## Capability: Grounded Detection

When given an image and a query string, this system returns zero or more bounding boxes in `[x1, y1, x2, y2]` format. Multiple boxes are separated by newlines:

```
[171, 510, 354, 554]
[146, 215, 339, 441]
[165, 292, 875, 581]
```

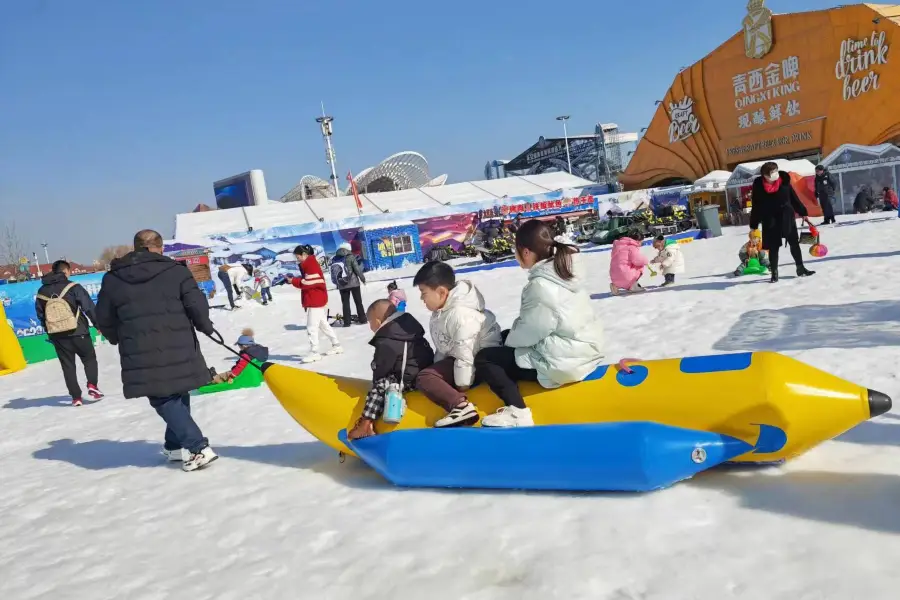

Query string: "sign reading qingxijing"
[732, 56, 801, 131]
[668, 97, 700, 144]
[835, 31, 890, 101]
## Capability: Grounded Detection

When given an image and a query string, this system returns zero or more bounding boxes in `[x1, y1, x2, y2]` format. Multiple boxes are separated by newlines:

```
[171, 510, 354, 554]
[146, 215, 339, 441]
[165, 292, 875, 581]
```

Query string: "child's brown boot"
[348, 418, 376, 440]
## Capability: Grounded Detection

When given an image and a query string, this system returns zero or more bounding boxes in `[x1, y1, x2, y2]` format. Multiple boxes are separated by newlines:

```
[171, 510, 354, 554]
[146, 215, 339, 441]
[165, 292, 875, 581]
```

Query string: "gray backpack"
[37, 282, 81, 334]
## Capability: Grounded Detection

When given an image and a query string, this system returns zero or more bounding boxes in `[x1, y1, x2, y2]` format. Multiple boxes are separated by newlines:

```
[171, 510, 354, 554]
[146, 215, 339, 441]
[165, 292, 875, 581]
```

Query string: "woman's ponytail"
[515, 219, 580, 281]
[551, 240, 578, 281]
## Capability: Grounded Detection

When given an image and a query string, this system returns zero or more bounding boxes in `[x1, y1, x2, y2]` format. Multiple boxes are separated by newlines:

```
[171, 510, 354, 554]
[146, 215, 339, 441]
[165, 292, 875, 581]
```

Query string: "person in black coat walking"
[749, 162, 816, 283]
[814, 165, 837, 224]
[35, 260, 102, 406]
[348, 299, 434, 439]
[95, 229, 218, 472]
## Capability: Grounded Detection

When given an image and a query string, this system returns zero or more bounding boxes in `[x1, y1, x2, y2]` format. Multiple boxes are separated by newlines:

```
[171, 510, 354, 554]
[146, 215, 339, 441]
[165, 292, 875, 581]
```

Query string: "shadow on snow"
[713, 300, 900, 352]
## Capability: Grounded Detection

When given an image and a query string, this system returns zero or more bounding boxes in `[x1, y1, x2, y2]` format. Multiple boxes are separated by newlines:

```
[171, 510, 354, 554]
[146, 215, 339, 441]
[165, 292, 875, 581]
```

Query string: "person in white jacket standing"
[475, 219, 605, 428]
[648, 235, 685, 287]
[228, 263, 249, 297]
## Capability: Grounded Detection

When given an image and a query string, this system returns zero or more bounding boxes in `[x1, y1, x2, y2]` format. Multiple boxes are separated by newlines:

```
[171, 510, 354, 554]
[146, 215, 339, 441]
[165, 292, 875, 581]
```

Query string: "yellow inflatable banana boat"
[263, 351, 891, 463]
[0, 303, 27, 377]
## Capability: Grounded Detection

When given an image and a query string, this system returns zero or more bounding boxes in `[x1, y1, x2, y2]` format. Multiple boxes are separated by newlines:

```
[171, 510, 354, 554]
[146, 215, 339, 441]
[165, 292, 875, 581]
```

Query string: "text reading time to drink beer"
[836, 31, 890, 102]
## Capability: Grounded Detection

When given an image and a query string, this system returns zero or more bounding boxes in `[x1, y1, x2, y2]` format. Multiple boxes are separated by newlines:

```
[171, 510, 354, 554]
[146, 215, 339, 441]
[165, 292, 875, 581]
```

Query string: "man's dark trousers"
[217, 271, 236, 308]
[148, 393, 208, 454]
[53, 335, 98, 399]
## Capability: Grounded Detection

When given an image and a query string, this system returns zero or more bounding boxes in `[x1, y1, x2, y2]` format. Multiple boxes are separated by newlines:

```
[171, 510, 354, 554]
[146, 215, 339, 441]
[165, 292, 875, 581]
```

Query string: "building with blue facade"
[359, 222, 423, 270]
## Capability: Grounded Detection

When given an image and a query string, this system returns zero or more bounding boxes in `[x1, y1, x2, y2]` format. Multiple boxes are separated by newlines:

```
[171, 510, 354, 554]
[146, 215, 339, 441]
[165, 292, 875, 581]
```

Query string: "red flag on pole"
[347, 171, 363, 213]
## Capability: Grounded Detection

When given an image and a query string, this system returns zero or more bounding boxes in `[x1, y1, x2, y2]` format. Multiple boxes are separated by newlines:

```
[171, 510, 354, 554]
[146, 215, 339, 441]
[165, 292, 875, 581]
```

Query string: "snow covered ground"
[2, 213, 900, 600]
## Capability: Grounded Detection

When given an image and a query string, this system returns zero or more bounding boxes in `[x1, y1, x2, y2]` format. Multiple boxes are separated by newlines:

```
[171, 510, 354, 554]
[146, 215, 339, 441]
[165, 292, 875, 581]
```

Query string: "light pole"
[556, 115, 572, 174]
[41, 243, 50, 265]
[316, 105, 340, 198]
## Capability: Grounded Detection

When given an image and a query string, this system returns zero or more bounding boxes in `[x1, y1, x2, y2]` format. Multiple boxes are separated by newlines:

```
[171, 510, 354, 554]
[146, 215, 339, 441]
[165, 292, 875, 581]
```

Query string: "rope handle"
[205, 328, 266, 373]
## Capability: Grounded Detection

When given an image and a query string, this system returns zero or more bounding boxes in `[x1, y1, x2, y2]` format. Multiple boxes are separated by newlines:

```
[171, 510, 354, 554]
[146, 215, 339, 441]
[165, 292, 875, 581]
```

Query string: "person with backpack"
[331, 242, 367, 327]
[35, 260, 103, 406]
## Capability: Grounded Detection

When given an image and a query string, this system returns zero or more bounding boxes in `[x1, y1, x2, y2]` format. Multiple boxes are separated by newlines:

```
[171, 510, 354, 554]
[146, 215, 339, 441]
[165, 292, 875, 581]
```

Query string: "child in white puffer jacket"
[474, 219, 605, 428]
[413, 262, 503, 429]
[649, 235, 685, 287]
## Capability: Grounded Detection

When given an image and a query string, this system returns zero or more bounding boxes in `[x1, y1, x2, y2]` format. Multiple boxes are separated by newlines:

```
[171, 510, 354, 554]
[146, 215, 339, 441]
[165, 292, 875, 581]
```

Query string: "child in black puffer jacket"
[348, 300, 434, 439]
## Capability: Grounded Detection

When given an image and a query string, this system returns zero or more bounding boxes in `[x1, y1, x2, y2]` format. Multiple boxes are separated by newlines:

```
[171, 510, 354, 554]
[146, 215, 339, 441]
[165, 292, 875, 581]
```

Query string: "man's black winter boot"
[770, 268, 779, 283]
[797, 266, 816, 277]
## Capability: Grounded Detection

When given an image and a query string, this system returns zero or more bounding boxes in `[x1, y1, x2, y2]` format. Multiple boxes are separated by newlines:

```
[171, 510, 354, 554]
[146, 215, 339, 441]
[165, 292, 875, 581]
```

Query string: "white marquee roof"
[176, 172, 597, 242]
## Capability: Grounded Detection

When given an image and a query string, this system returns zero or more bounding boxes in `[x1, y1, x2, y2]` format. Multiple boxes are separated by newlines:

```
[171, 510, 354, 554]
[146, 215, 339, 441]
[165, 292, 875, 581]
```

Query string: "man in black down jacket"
[814, 165, 837, 225]
[95, 229, 218, 472]
[749, 162, 816, 283]
[35, 260, 102, 406]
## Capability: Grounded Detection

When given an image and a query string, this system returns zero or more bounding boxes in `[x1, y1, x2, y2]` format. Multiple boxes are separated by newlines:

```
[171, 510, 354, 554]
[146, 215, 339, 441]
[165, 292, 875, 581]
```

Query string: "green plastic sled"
[195, 360, 265, 395]
[741, 257, 769, 276]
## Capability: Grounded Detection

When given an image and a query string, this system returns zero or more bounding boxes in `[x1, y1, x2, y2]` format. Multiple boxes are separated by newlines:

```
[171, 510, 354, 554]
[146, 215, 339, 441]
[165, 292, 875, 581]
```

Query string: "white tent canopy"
[689, 170, 732, 193]
[819, 143, 900, 172]
[175, 172, 598, 243]
[726, 159, 816, 188]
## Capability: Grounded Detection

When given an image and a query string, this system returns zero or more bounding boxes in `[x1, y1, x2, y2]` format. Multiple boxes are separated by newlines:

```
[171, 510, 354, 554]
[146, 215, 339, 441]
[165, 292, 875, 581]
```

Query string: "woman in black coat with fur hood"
[749, 161, 816, 283]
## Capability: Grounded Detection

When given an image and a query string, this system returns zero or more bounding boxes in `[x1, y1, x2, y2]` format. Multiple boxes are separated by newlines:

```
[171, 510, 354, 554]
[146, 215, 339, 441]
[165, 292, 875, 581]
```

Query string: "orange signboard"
[622, 2, 900, 190]
[721, 117, 826, 164]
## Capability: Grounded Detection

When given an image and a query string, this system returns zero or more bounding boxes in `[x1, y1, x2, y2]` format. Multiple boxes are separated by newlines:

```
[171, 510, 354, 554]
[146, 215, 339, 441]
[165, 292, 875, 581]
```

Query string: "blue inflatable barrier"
[339, 422, 754, 492]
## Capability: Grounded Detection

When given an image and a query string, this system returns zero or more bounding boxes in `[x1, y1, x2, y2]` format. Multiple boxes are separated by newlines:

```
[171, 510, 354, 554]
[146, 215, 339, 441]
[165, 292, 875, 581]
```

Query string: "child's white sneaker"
[627, 282, 645, 293]
[182, 447, 218, 472]
[161, 447, 191, 462]
[481, 406, 534, 428]
[302, 353, 322, 364]
[324, 345, 344, 356]
[434, 402, 479, 428]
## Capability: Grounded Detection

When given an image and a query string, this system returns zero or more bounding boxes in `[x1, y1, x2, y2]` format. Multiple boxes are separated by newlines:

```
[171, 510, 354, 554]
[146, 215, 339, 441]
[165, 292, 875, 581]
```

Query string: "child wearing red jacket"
[288, 245, 343, 363]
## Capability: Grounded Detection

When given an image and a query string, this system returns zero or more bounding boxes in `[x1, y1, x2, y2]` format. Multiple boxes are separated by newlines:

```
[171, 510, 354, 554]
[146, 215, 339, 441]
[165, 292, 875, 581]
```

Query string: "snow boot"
[770, 267, 779, 283]
[797, 266, 816, 277]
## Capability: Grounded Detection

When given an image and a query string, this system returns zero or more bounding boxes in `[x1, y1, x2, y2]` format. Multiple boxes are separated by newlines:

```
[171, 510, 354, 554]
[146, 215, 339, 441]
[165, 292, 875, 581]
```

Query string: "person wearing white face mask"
[749, 161, 816, 283]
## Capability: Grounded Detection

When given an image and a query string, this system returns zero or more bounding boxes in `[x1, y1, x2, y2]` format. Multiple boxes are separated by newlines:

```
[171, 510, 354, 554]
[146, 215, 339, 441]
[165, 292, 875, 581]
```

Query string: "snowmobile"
[591, 215, 643, 245]
[572, 215, 601, 243]
[471, 218, 516, 263]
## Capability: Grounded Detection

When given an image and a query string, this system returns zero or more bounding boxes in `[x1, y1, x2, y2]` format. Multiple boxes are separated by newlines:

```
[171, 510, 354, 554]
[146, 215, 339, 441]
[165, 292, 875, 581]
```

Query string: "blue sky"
[1, 0, 844, 263]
